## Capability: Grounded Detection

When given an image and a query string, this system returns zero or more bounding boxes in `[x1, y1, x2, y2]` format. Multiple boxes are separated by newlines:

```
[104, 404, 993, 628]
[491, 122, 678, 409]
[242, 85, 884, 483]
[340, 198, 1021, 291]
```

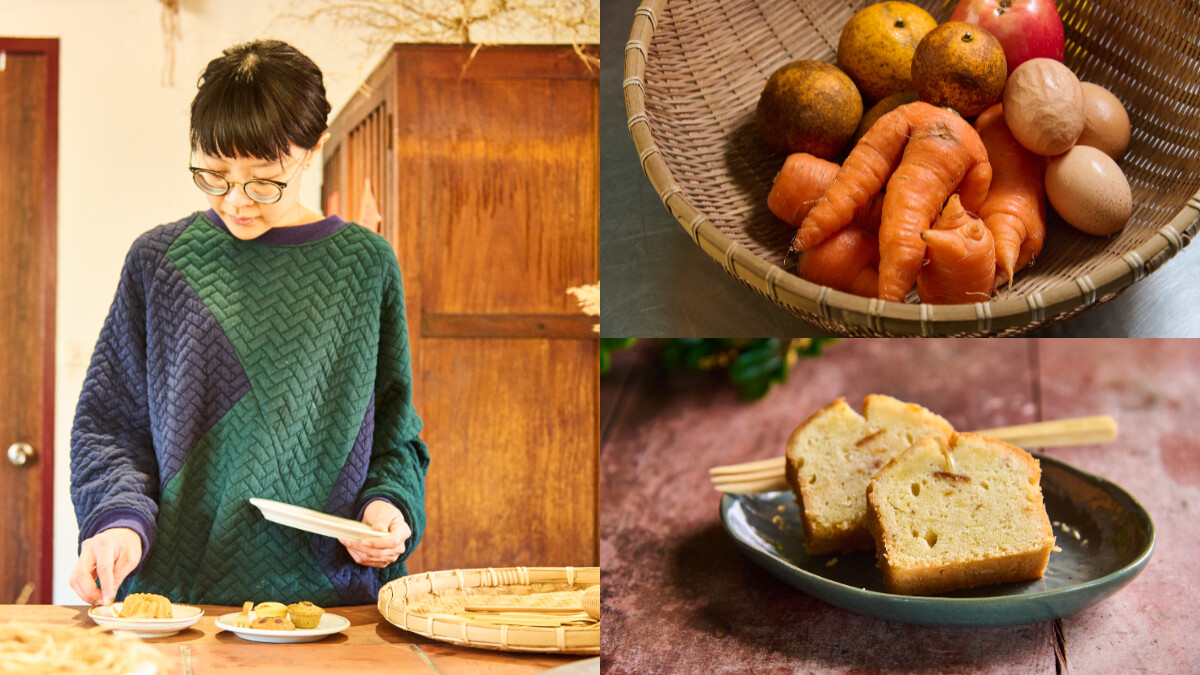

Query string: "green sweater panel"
[128, 215, 427, 605]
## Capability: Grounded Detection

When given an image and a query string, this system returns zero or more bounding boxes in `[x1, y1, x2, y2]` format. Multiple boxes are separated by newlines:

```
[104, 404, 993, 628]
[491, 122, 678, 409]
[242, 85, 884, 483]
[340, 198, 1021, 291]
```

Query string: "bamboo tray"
[624, 0, 1200, 336]
[377, 566, 600, 655]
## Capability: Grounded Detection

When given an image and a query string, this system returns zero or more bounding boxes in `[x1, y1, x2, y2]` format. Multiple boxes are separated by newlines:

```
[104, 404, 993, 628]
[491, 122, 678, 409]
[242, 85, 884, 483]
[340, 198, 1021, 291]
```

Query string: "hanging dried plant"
[158, 0, 182, 86]
[280, 0, 598, 68]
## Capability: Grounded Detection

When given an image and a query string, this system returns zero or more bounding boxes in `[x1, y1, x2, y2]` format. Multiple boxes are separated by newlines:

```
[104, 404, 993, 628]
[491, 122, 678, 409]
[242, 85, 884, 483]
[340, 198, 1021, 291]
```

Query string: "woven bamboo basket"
[377, 566, 600, 654]
[624, 0, 1200, 336]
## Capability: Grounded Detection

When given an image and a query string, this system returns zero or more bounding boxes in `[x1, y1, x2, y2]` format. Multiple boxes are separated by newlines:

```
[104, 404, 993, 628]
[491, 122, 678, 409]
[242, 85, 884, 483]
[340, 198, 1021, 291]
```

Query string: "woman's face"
[192, 144, 314, 240]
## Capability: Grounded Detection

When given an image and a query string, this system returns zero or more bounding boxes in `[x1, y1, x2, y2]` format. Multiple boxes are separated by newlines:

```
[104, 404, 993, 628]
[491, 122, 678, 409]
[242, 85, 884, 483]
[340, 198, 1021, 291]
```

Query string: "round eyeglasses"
[189, 150, 310, 205]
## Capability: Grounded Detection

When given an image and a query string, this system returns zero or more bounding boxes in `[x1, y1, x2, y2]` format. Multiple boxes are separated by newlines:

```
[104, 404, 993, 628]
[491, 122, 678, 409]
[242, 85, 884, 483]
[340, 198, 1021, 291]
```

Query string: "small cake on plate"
[118, 593, 173, 619]
[250, 615, 296, 631]
[253, 602, 288, 619]
[287, 601, 325, 629]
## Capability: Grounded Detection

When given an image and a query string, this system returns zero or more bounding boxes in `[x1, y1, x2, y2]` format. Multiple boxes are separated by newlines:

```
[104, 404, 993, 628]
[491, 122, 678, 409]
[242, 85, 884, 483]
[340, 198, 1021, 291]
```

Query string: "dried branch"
[158, 0, 181, 86]
[278, 0, 598, 55]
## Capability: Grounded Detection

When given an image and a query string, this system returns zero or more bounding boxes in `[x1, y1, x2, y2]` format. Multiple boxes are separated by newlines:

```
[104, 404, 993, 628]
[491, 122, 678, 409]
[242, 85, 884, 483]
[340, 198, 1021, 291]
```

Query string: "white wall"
[0, 0, 596, 605]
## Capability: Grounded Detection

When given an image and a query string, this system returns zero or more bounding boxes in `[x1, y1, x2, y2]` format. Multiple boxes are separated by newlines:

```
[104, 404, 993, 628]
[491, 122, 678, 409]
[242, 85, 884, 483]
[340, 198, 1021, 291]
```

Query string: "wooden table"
[601, 339, 1200, 673]
[4, 605, 590, 674]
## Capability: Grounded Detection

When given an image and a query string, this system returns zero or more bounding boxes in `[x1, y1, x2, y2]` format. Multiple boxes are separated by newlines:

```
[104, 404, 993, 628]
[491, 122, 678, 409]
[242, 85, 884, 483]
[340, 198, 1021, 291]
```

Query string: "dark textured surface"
[601, 0, 1200, 337]
[601, 339, 1199, 673]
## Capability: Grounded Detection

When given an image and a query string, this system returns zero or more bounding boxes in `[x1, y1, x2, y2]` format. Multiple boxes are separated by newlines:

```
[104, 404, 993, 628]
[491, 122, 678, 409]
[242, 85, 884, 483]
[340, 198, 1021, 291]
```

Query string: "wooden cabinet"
[323, 45, 598, 573]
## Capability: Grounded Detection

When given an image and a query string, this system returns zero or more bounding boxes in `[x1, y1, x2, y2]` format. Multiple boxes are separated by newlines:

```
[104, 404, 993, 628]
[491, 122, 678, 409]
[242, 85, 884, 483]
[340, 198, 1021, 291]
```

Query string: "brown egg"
[1076, 82, 1131, 160]
[1002, 59, 1085, 156]
[1045, 145, 1132, 236]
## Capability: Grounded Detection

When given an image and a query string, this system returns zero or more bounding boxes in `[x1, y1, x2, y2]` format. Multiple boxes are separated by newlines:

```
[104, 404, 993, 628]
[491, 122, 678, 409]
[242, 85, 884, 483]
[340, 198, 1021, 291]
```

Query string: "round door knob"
[7, 443, 34, 467]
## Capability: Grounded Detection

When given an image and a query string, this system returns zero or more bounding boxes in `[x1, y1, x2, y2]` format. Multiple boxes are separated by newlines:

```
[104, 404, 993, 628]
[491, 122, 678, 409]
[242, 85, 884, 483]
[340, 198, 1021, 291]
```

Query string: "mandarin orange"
[838, 2, 937, 103]
[911, 22, 1007, 118]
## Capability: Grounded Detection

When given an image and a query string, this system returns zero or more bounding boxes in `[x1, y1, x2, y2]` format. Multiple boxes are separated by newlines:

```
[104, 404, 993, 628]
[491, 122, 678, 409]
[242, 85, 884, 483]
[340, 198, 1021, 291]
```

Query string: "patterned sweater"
[70, 210, 429, 606]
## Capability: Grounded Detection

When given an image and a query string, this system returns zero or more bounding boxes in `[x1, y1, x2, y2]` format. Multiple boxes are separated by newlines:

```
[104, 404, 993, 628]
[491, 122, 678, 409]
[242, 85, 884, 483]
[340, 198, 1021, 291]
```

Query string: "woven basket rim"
[623, 0, 1200, 336]
[376, 566, 599, 655]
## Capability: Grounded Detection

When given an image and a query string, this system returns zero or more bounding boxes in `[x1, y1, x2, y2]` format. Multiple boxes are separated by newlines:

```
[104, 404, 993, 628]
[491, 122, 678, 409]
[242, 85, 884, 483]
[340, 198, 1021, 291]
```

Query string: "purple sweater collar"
[204, 209, 349, 245]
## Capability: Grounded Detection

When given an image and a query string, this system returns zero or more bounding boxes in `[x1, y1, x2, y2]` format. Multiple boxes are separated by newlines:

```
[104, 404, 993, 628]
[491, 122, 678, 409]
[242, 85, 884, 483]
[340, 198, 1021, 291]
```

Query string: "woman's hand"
[69, 527, 143, 605]
[340, 500, 412, 568]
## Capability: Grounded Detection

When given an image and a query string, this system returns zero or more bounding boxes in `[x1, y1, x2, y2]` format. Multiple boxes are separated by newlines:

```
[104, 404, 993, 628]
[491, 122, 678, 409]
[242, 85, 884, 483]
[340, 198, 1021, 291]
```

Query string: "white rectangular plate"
[249, 497, 381, 542]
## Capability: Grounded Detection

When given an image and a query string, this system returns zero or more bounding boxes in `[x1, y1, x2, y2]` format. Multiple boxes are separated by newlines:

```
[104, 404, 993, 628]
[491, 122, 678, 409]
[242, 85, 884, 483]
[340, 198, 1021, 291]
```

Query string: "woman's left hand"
[340, 500, 412, 568]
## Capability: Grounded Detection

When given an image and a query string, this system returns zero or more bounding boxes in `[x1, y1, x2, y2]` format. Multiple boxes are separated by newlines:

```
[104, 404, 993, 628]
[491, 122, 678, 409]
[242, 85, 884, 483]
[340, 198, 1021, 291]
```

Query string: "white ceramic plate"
[215, 611, 351, 643]
[249, 497, 380, 542]
[88, 603, 204, 638]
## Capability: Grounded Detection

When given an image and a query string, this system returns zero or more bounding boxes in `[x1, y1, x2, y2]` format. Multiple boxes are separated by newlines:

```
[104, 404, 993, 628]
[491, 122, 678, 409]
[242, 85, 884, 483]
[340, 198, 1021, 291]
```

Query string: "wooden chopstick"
[708, 456, 786, 476]
[709, 466, 788, 484]
[713, 477, 791, 494]
[710, 414, 1117, 494]
[972, 415, 1118, 448]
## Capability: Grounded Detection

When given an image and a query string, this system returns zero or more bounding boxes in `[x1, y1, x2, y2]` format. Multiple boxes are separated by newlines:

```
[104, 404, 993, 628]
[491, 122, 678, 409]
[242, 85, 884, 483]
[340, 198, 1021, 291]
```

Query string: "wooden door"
[324, 45, 599, 573]
[412, 48, 598, 572]
[0, 38, 58, 604]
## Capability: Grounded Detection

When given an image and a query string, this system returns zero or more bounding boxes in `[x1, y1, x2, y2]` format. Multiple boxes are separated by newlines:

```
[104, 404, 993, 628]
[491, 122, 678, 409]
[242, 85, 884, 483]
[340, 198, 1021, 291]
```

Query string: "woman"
[69, 40, 429, 606]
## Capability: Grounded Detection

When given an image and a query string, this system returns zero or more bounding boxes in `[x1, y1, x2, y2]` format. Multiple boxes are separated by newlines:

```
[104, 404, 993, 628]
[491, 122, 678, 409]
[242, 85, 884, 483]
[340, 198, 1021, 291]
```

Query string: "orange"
[755, 60, 863, 160]
[852, 90, 917, 144]
[837, 2, 937, 103]
[911, 22, 1008, 118]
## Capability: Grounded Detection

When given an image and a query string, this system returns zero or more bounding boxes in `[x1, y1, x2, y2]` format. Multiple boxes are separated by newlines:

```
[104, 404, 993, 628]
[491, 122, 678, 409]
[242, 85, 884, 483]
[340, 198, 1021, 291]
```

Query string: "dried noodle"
[0, 623, 167, 675]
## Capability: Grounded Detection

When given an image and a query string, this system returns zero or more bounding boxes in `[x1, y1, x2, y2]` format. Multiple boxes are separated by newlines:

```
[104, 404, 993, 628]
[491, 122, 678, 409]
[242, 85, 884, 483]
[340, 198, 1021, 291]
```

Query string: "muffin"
[253, 602, 288, 619]
[118, 593, 173, 619]
[287, 601, 325, 629]
[250, 616, 296, 631]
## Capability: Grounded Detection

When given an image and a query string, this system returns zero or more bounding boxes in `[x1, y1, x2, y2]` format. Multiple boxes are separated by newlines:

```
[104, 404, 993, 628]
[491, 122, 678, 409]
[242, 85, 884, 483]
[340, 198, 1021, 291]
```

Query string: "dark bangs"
[190, 40, 331, 162]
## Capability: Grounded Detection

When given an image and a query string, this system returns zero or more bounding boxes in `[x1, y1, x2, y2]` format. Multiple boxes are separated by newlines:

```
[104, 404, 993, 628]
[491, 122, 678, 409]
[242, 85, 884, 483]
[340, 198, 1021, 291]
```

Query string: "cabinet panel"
[411, 338, 597, 571]
[324, 45, 598, 574]
[418, 75, 597, 315]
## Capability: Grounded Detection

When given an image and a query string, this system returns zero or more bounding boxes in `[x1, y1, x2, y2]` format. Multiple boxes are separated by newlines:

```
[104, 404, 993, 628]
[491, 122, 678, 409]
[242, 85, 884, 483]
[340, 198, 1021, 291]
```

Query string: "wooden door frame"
[1, 37, 58, 604]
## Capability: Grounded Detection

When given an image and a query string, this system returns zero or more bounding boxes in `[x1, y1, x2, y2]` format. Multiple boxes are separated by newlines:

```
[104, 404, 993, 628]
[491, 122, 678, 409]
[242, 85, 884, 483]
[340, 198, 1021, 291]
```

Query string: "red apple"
[950, 0, 1065, 75]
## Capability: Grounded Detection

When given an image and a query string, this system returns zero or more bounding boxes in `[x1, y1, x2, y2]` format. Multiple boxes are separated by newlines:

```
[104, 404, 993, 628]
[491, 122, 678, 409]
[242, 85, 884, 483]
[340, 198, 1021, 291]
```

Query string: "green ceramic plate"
[719, 453, 1154, 626]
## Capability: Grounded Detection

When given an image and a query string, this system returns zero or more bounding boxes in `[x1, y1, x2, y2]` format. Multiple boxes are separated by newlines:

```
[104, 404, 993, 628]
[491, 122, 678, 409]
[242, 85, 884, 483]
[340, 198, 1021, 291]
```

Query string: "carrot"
[768, 153, 840, 226]
[769, 153, 883, 234]
[792, 102, 991, 302]
[876, 107, 992, 302]
[796, 227, 880, 297]
[790, 110, 910, 249]
[973, 103, 1047, 287]
[850, 266, 879, 298]
[917, 195, 997, 304]
[849, 189, 884, 236]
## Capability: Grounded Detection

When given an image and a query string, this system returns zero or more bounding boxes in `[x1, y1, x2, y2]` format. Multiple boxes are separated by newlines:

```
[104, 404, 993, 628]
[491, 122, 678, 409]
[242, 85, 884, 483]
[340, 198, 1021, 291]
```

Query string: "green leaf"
[599, 338, 638, 376]
[652, 338, 840, 399]
[660, 339, 718, 373]
[728, 345, 789, 401]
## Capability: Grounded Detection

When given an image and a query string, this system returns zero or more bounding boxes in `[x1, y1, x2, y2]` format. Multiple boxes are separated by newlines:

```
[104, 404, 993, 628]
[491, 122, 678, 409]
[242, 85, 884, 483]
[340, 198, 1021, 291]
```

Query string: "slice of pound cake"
[784, 395, 955, 555]
[865, 432, 1057, 595]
